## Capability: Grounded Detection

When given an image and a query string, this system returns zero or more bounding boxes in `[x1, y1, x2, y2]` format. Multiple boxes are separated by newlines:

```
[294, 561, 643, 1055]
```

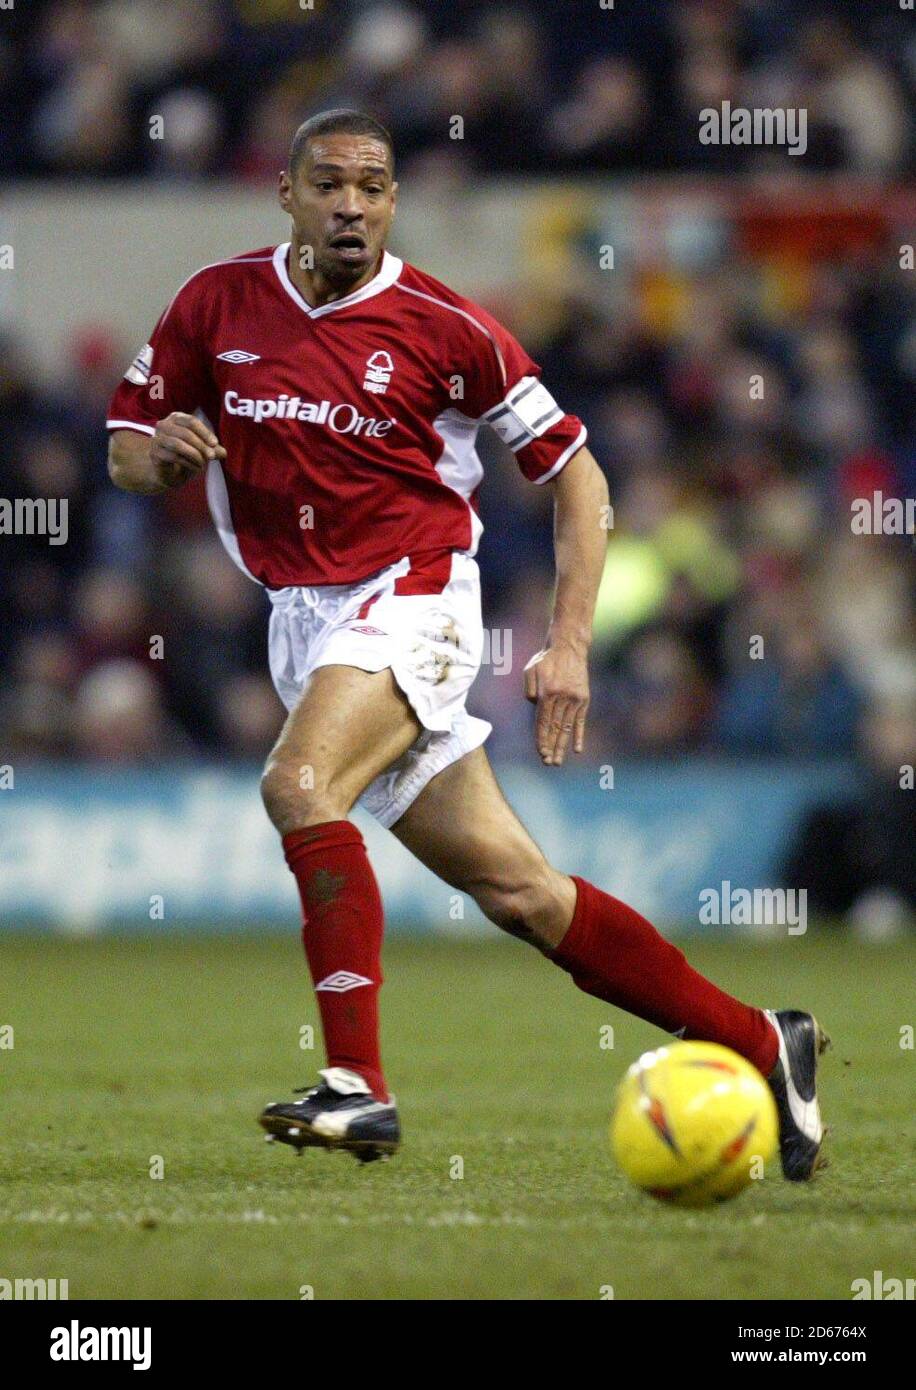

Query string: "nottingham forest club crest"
[363, 351, 394, 394]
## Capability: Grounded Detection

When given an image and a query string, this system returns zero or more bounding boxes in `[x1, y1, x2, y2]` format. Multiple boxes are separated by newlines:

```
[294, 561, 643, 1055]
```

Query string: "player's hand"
[151, 412, 226, 487]
[524, 642, 590, 766]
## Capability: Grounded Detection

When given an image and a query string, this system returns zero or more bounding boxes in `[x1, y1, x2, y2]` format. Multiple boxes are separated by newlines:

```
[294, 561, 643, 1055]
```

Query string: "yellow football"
[610, 1040, 779, 1207]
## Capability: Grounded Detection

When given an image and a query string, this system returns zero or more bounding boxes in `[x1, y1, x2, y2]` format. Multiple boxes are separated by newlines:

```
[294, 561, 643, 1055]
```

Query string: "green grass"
[1, 933, 913, 1300]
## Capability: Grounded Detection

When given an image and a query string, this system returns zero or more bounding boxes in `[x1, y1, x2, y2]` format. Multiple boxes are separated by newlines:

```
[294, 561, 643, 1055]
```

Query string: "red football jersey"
[107, 244, 587, 589]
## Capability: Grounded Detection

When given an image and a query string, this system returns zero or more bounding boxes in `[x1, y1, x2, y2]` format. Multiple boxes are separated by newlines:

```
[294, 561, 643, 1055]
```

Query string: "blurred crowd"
[0, 2, 914, 929]
[475, 230, 916, 771]
[1, 215, 913, 778]
[1, 0, 915, 180]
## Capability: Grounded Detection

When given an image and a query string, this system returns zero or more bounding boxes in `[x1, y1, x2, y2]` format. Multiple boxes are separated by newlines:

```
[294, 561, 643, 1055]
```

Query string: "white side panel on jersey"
[205, 458, 262, 585]
[431, 409, 485, 555]
[482, 375, 565, 452]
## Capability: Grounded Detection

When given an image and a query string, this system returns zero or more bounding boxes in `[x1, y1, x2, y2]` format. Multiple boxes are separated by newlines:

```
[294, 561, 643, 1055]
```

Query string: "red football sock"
[282, 820, 388, 1101]
[552, 877, 778, 1076]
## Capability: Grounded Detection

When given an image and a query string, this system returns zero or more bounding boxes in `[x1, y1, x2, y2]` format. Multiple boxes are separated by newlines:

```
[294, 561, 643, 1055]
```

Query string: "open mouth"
[328, 233, 368, 258]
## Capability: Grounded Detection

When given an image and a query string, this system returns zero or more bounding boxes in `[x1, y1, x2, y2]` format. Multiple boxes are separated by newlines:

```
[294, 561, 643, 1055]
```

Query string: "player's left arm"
[524, 445, 608, 767]
[455, 306, 606, 764]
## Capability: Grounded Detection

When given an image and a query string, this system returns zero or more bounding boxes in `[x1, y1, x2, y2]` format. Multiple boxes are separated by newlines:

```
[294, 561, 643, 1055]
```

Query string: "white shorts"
[266, 551, 492, 828]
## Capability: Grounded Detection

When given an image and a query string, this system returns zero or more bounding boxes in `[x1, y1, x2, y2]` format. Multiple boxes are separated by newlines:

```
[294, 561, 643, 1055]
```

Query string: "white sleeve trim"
[106, 419, 157, 436]
[531, 425, 588, 484]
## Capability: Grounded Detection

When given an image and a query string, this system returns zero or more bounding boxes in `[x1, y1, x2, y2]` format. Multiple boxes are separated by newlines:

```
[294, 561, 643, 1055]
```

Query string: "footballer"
[108, 110, 827, 1178]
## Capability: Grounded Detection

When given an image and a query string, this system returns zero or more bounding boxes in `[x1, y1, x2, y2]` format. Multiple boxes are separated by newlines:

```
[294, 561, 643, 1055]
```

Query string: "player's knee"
[260, 756, 341, 834]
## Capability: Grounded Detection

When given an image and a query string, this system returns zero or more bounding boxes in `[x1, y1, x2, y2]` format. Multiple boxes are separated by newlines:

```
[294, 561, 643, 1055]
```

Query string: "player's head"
[279, 110, 397, 288]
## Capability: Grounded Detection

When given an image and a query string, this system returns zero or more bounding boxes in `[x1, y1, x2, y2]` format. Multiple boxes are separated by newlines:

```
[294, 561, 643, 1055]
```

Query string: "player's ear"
[278, 170, 292, 213]
[390, 180, 398, 219]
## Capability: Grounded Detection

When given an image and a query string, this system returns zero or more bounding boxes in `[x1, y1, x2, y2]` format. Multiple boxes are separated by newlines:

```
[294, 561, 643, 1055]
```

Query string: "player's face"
[279, 134, 397, 285]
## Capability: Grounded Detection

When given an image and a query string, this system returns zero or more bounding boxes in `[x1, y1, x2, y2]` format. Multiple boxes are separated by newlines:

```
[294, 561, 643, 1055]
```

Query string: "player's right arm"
[107, 271, 223, 493]
[108, 415, 226, 494]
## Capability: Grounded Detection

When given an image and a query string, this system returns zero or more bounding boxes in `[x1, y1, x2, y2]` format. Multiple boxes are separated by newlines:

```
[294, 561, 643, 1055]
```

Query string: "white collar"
[273, 243, 403, 319]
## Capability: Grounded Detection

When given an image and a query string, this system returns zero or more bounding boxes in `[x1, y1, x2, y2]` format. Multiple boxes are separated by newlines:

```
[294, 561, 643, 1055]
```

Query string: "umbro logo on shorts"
[315, 971, 373, 993]
[217, 349, 261, 363]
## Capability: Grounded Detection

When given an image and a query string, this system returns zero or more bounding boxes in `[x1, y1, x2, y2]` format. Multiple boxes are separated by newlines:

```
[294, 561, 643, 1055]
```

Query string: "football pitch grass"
[2, 932, 913, 1301]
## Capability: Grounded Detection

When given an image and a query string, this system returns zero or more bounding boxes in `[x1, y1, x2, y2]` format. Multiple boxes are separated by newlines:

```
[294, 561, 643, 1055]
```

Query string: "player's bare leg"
[390, 746, 576, 950]
[260, 663, 421, 835]
[391, 747, 828, 1180]
[259, 663, 420, 1160]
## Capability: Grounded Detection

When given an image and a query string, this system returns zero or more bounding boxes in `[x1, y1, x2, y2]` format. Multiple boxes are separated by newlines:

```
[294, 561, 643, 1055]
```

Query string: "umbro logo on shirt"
[217, 349, 261, 364]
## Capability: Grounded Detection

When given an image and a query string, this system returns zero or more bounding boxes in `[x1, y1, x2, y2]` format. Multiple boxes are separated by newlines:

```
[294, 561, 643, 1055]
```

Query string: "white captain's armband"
[124, 344, 154, 385]
[482, 376, 565, 452]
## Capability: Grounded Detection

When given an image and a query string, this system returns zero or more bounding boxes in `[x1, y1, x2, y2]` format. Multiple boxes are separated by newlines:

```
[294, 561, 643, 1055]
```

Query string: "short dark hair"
[288, 109, 394, 176]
